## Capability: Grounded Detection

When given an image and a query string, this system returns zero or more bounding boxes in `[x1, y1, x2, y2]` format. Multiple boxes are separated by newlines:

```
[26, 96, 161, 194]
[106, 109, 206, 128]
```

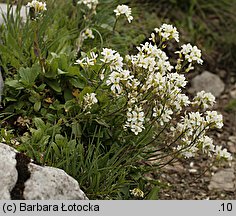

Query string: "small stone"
[227, 142, 236, 153]
[229, 136, 236, 143]
[208, 168, 235, 192]
[189, 71, 225, 97]
[189, 169, 197, 173]
[164, 163, 185, 173]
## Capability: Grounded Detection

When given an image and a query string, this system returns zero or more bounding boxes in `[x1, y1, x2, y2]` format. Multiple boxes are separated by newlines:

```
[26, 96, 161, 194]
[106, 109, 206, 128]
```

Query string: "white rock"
[189, 71, 225, 97]
[0, 3, 27, 25]
[0, 143, 18, 199]
[0, 143, 88, 200]
[208, 168, 235, 192]
[24, 163, 88, 200]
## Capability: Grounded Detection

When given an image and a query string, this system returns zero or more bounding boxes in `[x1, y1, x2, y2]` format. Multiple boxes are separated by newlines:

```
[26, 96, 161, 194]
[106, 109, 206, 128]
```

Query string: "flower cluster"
[114, 5, 133, 23]
[192, 90, 215, 109]
[130, 188, 144, 198]
[81, 28, 95, 40]
[83, 93, 98, 110]
[179, 43, 203, 64]
[101, 48, 123, 70]
[77, 0, 98, 10]
[75, 51, 98, 67]
[75, 23, 231, 161]
[174, 110, 229, 159]
[26, 0, 47, 18]
[124, 105, 145, 135]
[153, 24, 179, 42]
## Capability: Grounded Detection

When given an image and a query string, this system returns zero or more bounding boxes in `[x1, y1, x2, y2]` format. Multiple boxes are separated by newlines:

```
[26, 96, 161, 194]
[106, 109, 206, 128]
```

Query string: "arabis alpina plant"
[75, 23, 231, 161]
[114, 5, 133, 23]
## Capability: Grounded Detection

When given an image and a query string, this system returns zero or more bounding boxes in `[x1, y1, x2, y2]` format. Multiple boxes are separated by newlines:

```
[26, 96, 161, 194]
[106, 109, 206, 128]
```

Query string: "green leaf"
[19, 65, 40, 87]
[145, 187, 159, 200]
[94, 119, 109, 127]
[64, 99, 76, 112]
[5, 80, 24, 89]
[51, 142, 61, 155]
[46, 80, 62, 92]
[69, 77, 86, 89]
[72, 122, 82, 138]
[37, 84, 46, 91]
[64, 89, 73, 101]
[33, 117, 46, 130]
[57, 68, 68, 75]
[34, 101, 41, 112]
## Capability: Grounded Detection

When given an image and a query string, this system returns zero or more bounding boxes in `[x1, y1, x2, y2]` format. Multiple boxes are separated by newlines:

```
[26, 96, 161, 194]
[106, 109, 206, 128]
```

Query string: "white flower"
[114, 5, 133, 23]
[101, 48, 116, 63]
[130, 188, 144, 198]
[167, 73, 187, 88]
[75, 51, 98, 67]
[173, 94, 190, 111]
[124, 105, 145, 135]
[26, 0, 46, 16]
[81, 29, 95, 40]
[78, 0, 98, 9]
[178, 43, 203, 64]
[101, 48, 123, 70]
[83, 93, 98, 110]
[200, 136, 215, 155]
[205, 111, 223, 129]
[154, 24, 179, 42]
[193, 91, 215, 109]
[153, 105, 173, 125]
[215, 146, 232, 160]
[106, 71, 122, 95]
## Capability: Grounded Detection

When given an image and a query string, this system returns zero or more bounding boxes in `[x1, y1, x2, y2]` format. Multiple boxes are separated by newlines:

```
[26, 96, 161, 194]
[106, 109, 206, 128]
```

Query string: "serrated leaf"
[19, 65, 40, 87]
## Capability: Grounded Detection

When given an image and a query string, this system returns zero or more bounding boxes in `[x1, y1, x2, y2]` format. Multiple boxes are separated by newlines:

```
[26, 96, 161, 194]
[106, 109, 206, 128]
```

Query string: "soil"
[155, 69, 236, 200]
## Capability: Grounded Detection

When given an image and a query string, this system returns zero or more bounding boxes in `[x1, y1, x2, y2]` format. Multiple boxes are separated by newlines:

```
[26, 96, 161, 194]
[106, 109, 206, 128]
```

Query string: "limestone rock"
[0, 143, 18, 199]
[0, 3, 27, 25]
[24, 163, 88, 200]
[208, 168, 235, 192]
[189, 71, 225, 97]
[0, 143, 88, 200]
